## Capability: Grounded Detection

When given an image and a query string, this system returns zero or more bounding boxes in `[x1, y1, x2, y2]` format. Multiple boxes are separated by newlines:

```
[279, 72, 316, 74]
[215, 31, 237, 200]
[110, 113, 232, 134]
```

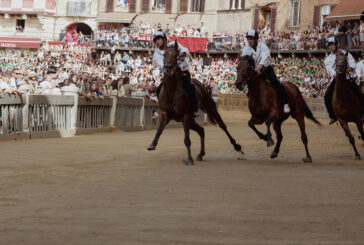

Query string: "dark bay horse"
[147, 41, 243, 165]
[235, 55, 321, 163]
[333, 51, 364, 160]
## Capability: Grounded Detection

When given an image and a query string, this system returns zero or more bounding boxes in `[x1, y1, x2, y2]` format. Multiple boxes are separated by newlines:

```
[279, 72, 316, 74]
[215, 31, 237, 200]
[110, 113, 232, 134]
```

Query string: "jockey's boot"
[182, 71, 199, 117]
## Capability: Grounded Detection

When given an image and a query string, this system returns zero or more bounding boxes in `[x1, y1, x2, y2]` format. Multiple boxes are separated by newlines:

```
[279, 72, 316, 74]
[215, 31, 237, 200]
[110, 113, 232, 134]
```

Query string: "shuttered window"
[106, 0, 114, 12]
[141, 0, 150, 12]
[129, 0, 136, 12]
[165, 0, 172, 13]
[179, 0, 188, 12]
[253, 8, 260, 30]
[291, 0, 301, 27]
[270, 8, 277, 33]
[313, 5, 320, 27]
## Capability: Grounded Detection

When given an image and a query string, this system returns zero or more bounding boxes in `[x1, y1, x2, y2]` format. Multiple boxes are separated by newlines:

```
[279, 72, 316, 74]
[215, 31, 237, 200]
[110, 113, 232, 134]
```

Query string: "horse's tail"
[303, 100, 322, 126]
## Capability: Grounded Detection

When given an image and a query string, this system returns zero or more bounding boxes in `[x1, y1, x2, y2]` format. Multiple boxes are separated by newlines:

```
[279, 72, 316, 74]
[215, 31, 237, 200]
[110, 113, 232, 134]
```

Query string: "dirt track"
[1, 111, 364, 245]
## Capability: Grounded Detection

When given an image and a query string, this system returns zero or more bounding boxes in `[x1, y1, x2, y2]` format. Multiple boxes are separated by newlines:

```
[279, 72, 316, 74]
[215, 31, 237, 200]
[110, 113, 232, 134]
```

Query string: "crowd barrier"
[0, 94, 207, 140]
[218, 93, 329, 118]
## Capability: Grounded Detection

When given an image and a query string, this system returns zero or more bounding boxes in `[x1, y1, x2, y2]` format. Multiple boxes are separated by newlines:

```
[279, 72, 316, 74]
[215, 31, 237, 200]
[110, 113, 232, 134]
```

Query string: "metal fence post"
[22, 94, 29, 132]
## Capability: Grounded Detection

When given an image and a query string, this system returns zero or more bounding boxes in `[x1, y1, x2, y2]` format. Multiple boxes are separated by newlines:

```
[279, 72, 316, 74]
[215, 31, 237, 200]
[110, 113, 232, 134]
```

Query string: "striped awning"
[0, 37, 41, 48]
[326, 0, 364, 21]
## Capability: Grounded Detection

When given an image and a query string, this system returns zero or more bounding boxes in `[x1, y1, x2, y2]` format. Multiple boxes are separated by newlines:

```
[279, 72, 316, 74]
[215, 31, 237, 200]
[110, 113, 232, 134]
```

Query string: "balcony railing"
[67, 1, 91, 16]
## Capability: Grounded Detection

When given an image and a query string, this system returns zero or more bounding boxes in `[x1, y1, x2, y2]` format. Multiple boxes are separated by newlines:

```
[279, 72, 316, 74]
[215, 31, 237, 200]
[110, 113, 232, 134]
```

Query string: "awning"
[96, 12, 133, 24]
[0, 37, 41, 49]
[96, 18, 132, 23]
[326, 0, 364, 21]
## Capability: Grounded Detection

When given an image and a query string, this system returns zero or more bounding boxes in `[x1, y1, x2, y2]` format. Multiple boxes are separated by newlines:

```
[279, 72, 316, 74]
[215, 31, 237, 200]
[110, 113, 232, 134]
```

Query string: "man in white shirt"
[356, 50, 364, 84]
[152, 31, 199, 117]
[324, 37, 360, 124]
[241, 30, 290, 113]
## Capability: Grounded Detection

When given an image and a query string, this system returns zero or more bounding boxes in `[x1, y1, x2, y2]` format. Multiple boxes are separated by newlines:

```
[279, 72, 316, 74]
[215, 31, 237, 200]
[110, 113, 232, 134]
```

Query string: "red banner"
[168, 37, 208, 52]
[0, 37, 41, 49]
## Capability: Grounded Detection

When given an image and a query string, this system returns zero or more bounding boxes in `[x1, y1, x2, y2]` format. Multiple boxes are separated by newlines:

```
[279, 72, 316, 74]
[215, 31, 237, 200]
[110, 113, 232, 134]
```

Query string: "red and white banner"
[169, 37, 208, 53]
[0, 37, 41, 48]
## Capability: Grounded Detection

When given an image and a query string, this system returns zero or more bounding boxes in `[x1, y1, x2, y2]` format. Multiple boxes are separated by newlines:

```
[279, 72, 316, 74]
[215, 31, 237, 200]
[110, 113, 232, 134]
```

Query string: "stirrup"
[193, 111, 200, 118]
[283, 104, 290, 113]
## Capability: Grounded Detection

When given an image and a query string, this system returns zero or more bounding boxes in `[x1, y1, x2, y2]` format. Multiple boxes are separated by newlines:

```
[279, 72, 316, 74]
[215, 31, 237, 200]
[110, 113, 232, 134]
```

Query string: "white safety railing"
[0, 94, 208, 140]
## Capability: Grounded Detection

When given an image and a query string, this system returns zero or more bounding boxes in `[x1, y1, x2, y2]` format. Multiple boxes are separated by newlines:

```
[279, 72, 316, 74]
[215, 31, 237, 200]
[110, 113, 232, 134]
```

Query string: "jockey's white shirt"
[241, 42, 272, 71]
[324, 49, 356, 80]
[356, 60, 364, 80]
[153, 41, 190, 71]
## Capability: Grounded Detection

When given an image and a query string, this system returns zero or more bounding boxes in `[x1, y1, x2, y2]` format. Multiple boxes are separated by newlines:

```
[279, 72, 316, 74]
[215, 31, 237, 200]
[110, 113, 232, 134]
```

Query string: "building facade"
[0, 0, 98, 41]
[249, 0, 340, 33]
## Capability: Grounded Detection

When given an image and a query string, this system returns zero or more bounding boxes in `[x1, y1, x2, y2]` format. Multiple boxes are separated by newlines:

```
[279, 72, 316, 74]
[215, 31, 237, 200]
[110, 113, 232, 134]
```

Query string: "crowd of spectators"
[1, 40, 363, 100]
[95, 22, 209, 49]
[91, 19, 364, 52]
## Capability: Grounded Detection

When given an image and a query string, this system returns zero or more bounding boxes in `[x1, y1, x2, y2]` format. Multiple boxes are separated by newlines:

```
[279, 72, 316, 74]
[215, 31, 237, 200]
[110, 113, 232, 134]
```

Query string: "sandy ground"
[1, 111, 364, 245]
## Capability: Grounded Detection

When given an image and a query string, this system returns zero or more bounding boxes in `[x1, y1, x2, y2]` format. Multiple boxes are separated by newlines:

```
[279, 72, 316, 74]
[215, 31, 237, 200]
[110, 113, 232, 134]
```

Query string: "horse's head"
[163, 41, 179, 75]
[336, 50, 348, 78]
[235, 55, 255, 91]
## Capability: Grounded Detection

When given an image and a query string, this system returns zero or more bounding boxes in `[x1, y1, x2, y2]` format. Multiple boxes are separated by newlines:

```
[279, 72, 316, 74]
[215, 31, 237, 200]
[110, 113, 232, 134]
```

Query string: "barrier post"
[22, 94, 29, 132]
[109, 96, 117, 128]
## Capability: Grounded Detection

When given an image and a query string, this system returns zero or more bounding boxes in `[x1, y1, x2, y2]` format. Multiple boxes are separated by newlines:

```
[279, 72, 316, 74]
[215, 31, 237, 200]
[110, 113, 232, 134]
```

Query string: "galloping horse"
[235, 55, 321, 163]
[147, 41, 243, 165]
[333, 51, 364, 160]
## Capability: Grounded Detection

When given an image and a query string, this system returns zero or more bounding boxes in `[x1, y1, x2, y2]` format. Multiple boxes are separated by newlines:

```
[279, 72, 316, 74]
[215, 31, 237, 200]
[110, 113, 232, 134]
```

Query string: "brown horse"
[333, 51, 364, 160]
[235, 55, 321, 163]
[147, 41, 243, 165]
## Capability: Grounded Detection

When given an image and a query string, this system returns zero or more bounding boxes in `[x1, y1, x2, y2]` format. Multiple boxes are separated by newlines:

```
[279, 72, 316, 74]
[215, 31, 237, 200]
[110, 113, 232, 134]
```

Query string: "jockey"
[152, 31, 199, 117]
[324, 36, 360, 125]
[356, 50, 364, 85]
[241, 30, 290, 113]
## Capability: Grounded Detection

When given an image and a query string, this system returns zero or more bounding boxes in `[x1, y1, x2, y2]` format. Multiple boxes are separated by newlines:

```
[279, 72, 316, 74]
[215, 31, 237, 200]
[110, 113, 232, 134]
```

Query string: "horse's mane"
[239, 55, 254, 66]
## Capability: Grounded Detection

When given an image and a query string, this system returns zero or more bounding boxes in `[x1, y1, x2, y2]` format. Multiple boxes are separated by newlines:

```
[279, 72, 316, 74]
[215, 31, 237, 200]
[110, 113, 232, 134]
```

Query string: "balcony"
[67, 1, 91, 16]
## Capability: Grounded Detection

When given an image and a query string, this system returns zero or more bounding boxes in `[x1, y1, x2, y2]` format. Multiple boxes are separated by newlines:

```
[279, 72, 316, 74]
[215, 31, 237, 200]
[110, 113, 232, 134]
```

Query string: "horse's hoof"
[303, 156, 312, 163]
[147, 144, 156, 151]
[267, 139, 275, 147]
[185, 159, 195, 165]
[234, 144, 242, 152]
[196, 154, 204, 161]
[355, 155, 361, 160]
[270, 151, 278, 159]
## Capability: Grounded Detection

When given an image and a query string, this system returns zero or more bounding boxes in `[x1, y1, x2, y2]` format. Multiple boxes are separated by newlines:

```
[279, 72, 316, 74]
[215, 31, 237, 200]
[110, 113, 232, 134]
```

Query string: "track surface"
[1, 111, 364, 245]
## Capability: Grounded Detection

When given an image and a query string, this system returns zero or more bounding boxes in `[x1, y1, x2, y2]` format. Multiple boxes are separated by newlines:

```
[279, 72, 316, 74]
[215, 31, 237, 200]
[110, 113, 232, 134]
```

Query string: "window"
[152, 0, 165, 11]
[191, 0, 204, 12]
[115, 0, 130, 12]
[16, 19, 25, 32]
[230, 0, 245, 10]
[291, 0, 301, 27]
[321, 5, 331, 27]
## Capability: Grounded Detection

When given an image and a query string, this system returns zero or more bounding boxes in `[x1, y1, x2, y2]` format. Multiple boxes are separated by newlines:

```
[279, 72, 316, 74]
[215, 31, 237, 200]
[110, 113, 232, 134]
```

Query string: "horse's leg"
[271, 121, 283, 159]
[183, 116, 194, 165]
[296, 115, 312, 163]
[248, 118, 267, 142]
[339, 119, 361, 160]
[147, 111, 169, 151]
[265, 118, 275, 147]
[189, 119, 205, 161]
[210, 109, 242, 152]
[355, 120, 364, 142]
